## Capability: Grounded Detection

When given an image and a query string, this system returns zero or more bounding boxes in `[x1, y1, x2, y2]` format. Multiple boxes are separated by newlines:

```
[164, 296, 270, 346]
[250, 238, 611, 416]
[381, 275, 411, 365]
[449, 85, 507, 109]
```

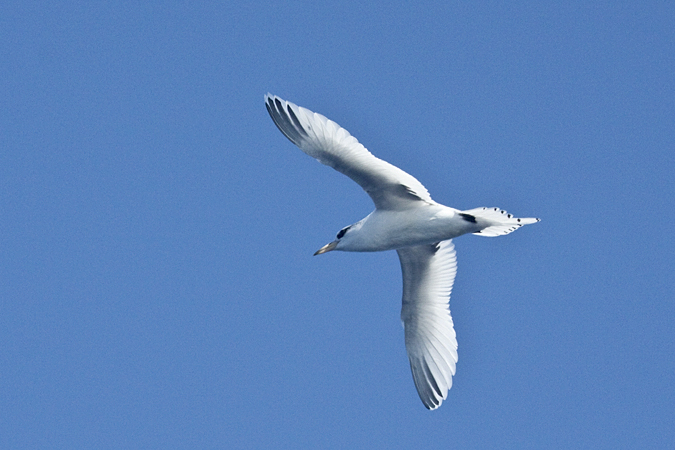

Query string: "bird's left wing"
[398, 239, 458, 410]
[265, 94, 433, 210]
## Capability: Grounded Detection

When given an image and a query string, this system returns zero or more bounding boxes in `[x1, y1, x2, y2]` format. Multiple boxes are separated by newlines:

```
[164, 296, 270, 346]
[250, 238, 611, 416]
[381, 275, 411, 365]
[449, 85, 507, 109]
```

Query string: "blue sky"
[1, 1, 674, 448]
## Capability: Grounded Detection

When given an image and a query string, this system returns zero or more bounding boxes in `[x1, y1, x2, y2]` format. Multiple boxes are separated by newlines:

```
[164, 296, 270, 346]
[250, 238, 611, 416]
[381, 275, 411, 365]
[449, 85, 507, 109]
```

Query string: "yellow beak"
[314, 240, 338, 256]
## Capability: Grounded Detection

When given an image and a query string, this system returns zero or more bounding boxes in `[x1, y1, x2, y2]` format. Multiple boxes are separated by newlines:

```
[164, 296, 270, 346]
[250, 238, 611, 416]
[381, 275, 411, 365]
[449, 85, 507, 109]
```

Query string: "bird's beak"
[314, 240, 338, 256]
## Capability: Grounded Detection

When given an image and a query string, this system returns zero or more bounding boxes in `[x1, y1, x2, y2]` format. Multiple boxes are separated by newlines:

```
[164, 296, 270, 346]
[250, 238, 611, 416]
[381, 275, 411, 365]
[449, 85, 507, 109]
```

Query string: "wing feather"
[265, 94, 433, 210]
[398, 240, 458, 410]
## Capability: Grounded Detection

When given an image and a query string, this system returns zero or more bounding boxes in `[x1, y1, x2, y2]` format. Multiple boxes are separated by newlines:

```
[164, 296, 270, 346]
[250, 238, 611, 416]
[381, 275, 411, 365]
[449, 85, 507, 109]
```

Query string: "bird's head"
[313, 221, 361, 255]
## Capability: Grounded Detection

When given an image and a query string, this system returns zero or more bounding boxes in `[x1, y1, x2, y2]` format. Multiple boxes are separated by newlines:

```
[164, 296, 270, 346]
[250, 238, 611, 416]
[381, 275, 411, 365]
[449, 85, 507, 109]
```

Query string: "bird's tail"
[464, 207, 540, 237]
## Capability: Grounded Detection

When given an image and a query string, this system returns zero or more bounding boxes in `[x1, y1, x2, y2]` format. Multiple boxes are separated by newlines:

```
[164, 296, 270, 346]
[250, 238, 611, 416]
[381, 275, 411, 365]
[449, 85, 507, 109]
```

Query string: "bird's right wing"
[397, 240, 458, 410]
[265, 94, 433, 210]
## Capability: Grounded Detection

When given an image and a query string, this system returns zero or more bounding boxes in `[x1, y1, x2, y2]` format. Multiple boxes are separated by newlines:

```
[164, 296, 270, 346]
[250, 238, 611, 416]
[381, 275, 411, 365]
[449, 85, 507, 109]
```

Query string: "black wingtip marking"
[286, 104, 308, 137]
[423, 360, 443, 398]
[266, 96, 305, 145]
[265, 96, 274, 113]
[459, 213, 477, 223]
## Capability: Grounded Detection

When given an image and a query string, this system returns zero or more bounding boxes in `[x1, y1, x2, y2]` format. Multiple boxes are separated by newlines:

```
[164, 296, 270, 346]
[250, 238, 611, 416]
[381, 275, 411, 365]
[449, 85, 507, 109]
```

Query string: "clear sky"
[1, 1, 674, 449]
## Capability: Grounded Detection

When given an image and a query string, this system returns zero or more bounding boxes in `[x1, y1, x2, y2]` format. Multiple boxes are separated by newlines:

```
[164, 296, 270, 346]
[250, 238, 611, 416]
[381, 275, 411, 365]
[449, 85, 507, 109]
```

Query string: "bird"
[265, 94, 539, 410]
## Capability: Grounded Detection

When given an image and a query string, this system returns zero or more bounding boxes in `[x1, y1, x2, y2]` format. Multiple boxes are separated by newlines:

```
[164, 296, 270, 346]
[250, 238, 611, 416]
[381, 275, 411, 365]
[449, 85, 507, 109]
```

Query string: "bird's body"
[334, 206, 479, 252]
[265, 94, 539, 409]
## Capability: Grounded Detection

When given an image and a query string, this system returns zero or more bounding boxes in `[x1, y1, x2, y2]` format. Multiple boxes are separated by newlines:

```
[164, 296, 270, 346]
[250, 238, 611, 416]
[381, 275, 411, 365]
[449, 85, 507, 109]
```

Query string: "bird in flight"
[265, 94, 539, 409]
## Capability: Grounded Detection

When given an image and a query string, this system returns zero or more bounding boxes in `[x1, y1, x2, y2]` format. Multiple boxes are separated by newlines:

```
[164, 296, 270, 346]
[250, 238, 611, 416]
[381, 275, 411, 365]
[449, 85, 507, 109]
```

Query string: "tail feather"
[464, 207, 540, 237]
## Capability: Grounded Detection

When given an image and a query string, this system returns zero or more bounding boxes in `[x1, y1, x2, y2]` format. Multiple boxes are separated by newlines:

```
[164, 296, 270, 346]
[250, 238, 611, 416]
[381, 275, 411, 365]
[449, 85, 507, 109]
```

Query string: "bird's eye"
[337, 227, 350, 239]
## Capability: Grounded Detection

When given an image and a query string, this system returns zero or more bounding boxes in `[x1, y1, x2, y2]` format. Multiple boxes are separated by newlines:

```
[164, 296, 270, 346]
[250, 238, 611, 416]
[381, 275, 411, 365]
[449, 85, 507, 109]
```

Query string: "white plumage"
[265, 94, 539, 409]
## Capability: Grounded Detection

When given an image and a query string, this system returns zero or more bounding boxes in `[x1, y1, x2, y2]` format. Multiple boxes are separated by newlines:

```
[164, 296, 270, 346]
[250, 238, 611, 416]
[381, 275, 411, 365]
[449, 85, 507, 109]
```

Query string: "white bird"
[265, 94, 539, 410]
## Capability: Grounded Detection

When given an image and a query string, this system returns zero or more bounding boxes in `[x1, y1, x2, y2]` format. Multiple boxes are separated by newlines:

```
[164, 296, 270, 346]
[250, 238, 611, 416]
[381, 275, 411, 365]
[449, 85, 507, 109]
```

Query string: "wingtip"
[264, 93, 279, 107]
[425, 401, 442, 411]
